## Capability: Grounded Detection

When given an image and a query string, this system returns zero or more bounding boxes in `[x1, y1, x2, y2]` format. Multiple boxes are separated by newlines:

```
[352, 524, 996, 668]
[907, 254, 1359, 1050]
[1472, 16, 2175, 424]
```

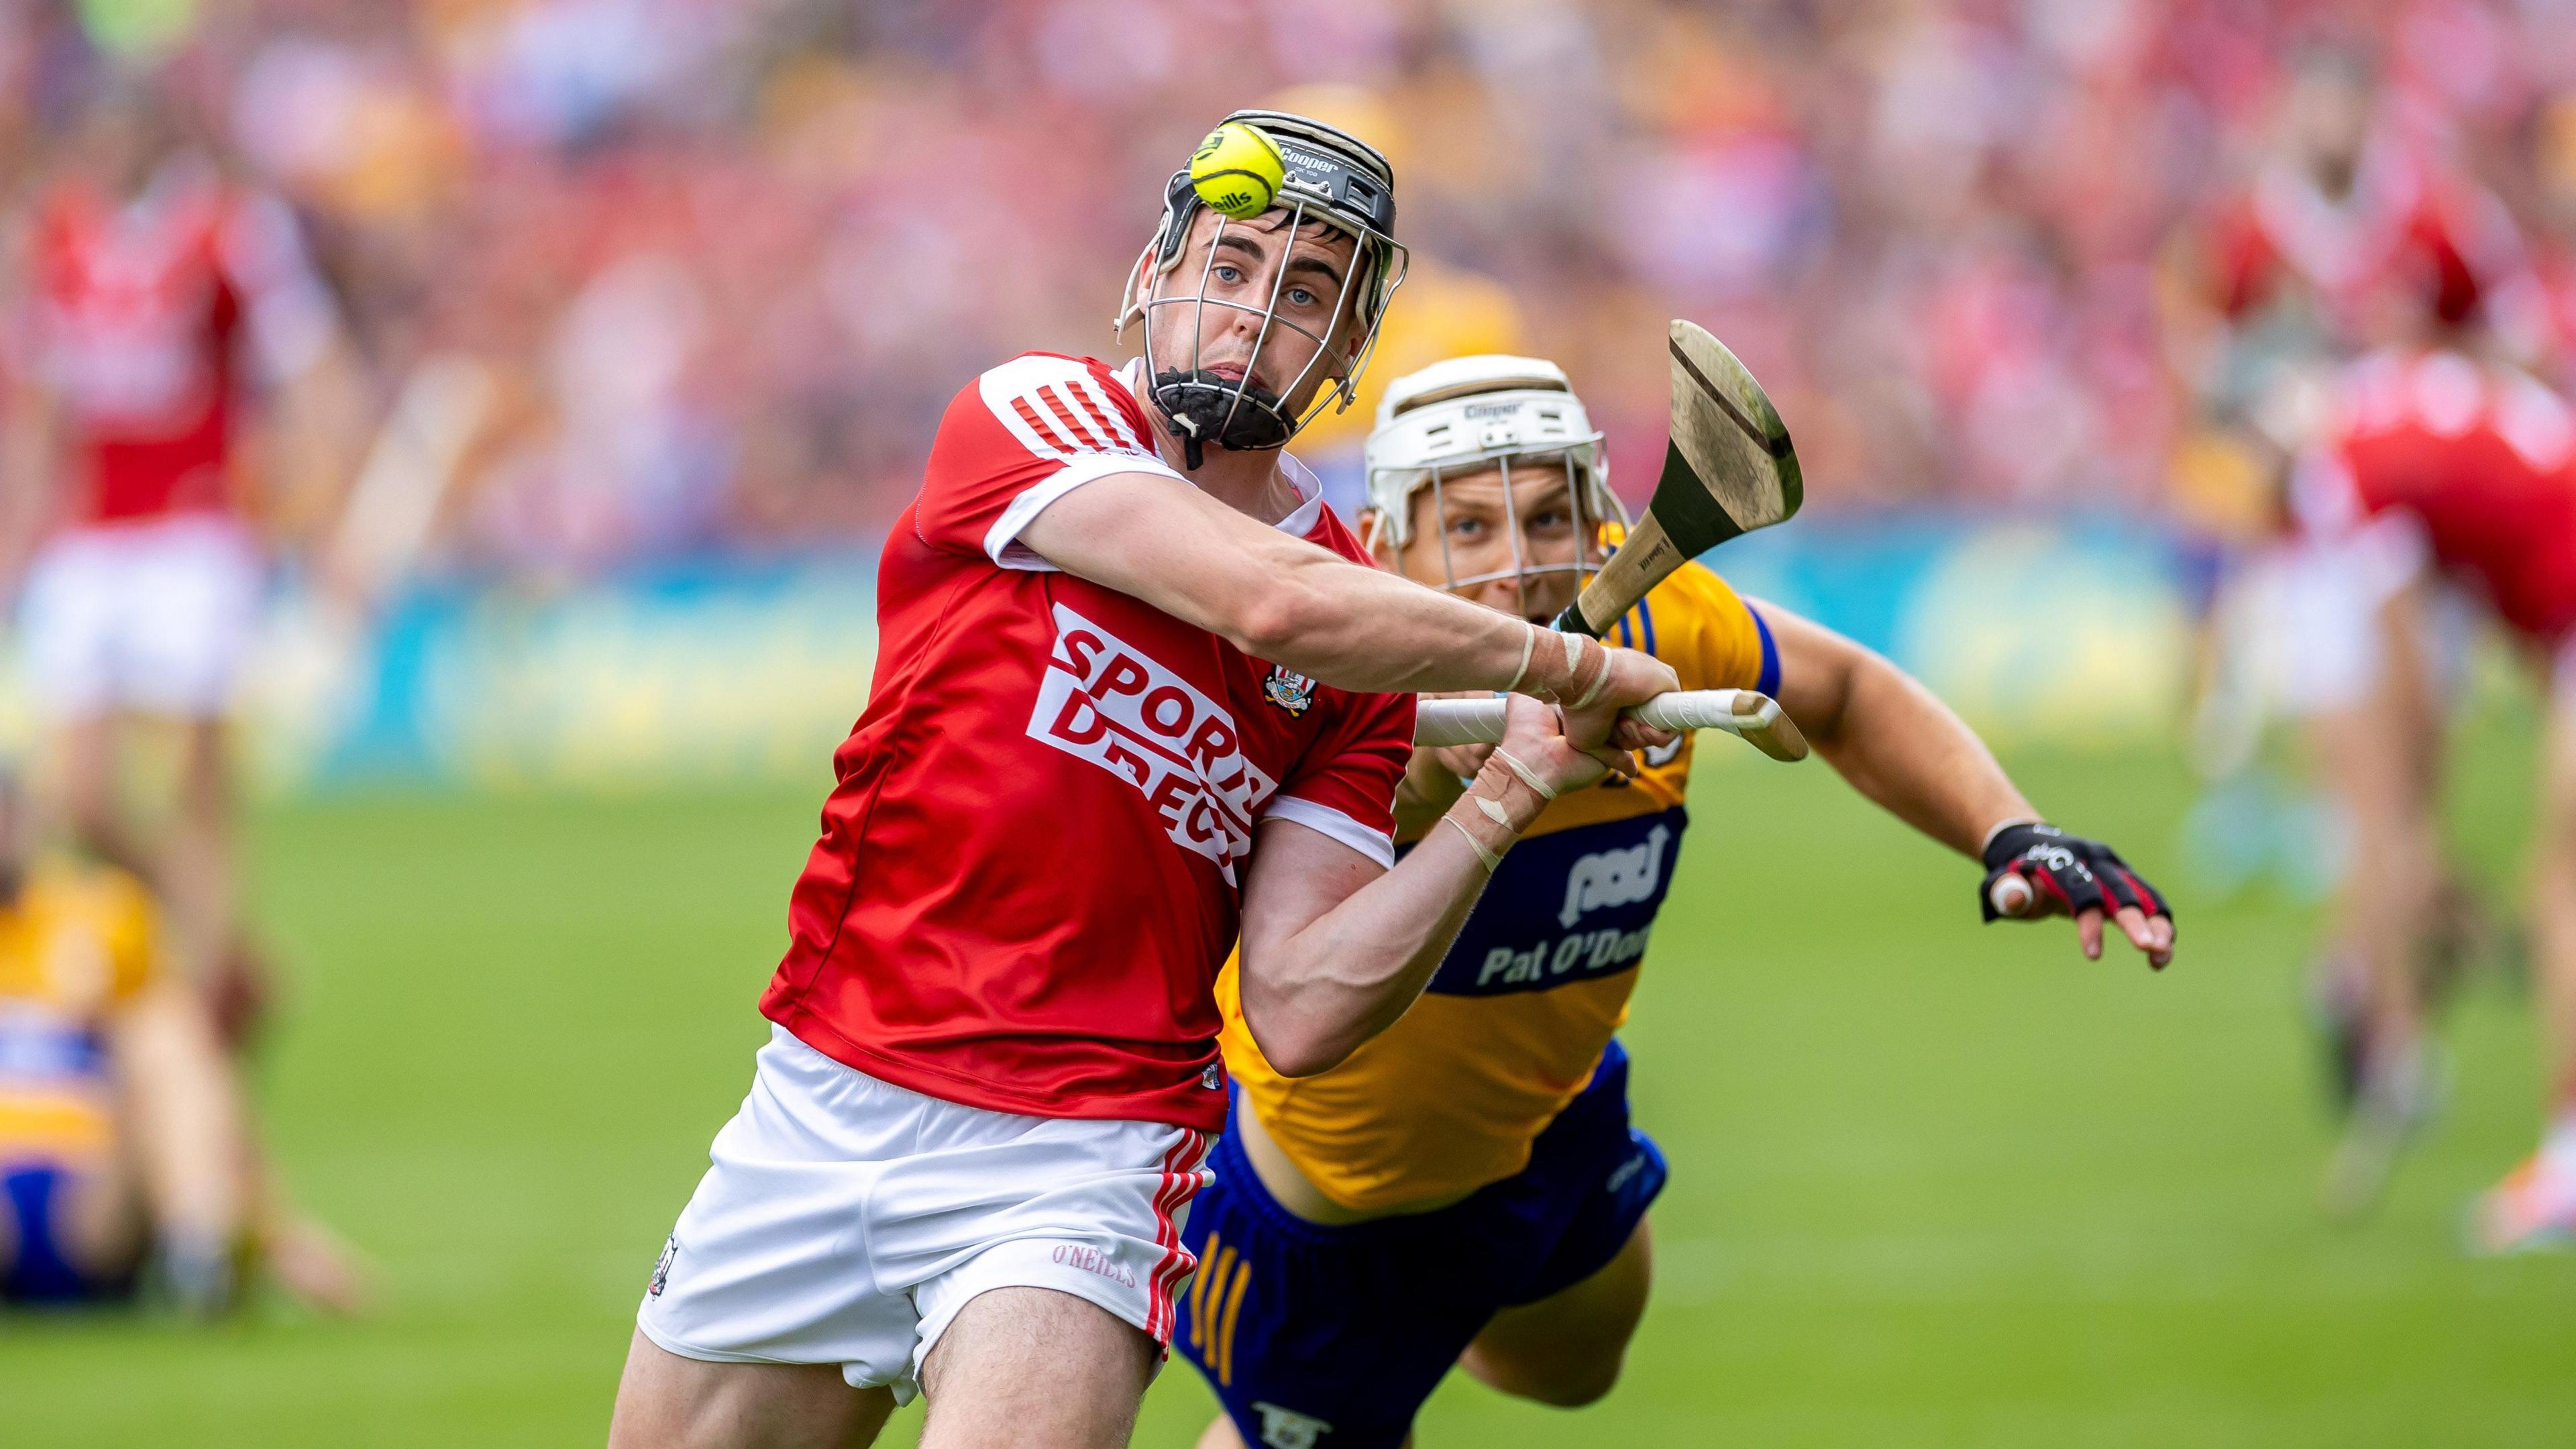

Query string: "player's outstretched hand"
[1980, 821, 2176, 969]
[1497, 693, 1640, 796]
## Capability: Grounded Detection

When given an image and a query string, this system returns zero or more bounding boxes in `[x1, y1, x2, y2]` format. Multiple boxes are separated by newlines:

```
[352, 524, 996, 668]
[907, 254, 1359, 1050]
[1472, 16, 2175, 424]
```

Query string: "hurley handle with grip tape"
[1413, 688, 1809, 763]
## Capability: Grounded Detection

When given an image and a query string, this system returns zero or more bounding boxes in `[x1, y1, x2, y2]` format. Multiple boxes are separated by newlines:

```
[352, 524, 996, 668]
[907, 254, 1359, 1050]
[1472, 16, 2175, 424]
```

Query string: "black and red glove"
[1980, 821, 2175, 965]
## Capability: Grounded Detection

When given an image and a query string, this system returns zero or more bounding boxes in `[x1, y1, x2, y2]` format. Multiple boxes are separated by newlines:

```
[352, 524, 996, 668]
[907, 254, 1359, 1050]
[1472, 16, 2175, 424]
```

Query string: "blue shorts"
[3, 1161, 136, 1305]
[1175, 1040, 1666, 1449]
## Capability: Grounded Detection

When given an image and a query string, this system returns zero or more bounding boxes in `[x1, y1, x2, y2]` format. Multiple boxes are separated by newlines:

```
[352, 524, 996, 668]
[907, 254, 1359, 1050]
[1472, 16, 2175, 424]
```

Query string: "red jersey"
[27, 169, 328, 526]
[2206, 142, 2523, 341]
[759, 353, 1414, 1132]
[2297, 347, 2576, 643]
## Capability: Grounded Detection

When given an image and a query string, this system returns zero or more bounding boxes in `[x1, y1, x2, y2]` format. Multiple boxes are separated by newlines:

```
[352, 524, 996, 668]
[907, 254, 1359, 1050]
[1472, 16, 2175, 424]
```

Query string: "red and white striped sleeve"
[915, 353, 1186, 570]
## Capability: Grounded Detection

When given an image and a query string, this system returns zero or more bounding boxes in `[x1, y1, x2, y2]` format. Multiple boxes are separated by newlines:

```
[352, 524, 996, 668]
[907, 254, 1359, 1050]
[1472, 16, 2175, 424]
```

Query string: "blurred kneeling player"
[0, 772, 363, 1313]
[1175, 356, 2176, 1448]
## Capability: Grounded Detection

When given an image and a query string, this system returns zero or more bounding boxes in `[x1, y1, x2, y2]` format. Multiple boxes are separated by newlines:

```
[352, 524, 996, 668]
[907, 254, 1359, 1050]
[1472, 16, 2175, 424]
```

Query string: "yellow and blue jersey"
[1216, 560, 1776, 1210]
[0, 861, 160, 1164]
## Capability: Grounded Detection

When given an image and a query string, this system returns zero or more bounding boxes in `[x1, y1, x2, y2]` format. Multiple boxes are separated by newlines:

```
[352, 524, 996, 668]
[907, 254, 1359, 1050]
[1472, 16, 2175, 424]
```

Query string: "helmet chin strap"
[1153, 368, 1295, 470]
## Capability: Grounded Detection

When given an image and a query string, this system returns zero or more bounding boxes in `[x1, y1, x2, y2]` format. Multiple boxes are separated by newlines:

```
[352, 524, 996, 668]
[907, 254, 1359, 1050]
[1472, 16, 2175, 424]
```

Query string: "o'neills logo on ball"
[1262, 664, 1316, 717]
[1029, 604, 1275, 882]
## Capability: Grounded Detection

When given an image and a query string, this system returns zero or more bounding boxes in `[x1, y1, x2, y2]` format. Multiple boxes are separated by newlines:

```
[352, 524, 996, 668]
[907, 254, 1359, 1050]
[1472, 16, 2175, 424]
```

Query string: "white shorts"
[19, 515, 264, 719]
[636, 1024, 1211, 1404]
[2232, 527, 2470, 719]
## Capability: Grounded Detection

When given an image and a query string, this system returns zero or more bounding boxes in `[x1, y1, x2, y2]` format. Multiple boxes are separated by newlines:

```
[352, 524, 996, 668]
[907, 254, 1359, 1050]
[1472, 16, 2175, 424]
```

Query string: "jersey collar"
[1117, 358, 1323, 538]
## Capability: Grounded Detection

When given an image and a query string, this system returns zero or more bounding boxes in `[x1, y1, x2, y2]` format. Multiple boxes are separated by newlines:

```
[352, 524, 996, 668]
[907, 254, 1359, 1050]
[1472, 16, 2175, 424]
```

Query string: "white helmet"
[1362, 354, 1625, 596]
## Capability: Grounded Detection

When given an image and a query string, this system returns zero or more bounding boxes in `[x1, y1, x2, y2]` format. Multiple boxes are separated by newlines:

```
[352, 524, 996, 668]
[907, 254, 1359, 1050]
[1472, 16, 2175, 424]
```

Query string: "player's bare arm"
[1759, 602, 2176, 967]
[1019, 470, 1671, 712]
[1236, 694, 1631, 1077]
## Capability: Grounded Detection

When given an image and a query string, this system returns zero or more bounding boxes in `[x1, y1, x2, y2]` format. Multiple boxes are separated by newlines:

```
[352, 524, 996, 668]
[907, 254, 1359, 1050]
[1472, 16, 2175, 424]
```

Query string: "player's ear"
[1116, 244, 1155, 334]
[1358, 507, 1391, 565]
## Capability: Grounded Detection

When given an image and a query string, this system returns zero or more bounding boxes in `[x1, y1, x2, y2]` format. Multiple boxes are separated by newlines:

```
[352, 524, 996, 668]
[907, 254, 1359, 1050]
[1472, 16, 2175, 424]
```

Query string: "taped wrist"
[1514, 629, 1609, 707]
[1489, 746, 1557, 800]
[1440, 752, 1552, 871]
[1505, 621, 1540, 694]
[1439, 815, 1501, 873]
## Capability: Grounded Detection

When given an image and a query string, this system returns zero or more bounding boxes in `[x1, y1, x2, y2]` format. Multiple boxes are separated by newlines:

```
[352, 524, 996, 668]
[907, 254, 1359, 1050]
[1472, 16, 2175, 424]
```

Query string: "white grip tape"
[1989, 873, 2036, 917]
[1411, 690, 1765, 747]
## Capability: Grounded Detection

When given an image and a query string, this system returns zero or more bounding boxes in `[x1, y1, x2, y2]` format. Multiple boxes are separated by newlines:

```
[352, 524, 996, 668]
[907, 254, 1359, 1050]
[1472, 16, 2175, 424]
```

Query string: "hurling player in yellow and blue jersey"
[1175, 356, 2176, 1449]
[0, 768, 366, 1316]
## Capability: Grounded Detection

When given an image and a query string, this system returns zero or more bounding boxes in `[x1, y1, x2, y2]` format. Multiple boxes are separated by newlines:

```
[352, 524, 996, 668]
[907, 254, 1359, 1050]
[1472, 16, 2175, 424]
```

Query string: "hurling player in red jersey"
[610, 112, 1680, 1449]
[0, 93, 350, 1022]
[2284, 342, 2576, 1246]
[2180, 50, 2529, 380]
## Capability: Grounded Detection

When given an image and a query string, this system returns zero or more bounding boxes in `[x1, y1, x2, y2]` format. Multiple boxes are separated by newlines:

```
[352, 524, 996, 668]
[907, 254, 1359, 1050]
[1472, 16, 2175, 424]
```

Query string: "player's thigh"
[1457, 1215, 1652, 1408]
[2308, 694, 2434, 836]
[45, 714, 118, 816]
[607, 1328, 894, 1449]
[916, 1287, 1156, 1449]
[174, 716, 233, 801]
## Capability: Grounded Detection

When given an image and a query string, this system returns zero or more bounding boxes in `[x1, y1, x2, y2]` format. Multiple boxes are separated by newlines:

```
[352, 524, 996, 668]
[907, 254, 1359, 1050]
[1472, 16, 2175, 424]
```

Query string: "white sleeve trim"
[1260, 796, 1395, 869]
[984, 451, 1188, 571]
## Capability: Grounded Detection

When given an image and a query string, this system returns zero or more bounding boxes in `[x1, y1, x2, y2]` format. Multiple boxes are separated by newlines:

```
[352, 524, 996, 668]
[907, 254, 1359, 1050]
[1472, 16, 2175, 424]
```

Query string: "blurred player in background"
[0, 767, 364, 1314]
[2285, 332, 2576, 1246]
[1173, 355, 2176, 1449]
[2163, 48, 2563, 1220]
[0, 87, 356, 1036]
[611, 113, 1679, 1449]
[2177, 47, 2532, 415]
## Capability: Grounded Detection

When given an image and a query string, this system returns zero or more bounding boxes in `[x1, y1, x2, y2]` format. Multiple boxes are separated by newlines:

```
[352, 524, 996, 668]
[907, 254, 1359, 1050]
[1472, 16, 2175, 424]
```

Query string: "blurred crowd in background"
[5, 0, 2576, 578]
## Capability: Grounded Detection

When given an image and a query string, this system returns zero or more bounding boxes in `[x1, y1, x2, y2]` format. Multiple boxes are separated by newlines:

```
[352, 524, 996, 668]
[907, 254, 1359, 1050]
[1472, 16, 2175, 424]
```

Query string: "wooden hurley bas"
[1555, 319, 1803, 638]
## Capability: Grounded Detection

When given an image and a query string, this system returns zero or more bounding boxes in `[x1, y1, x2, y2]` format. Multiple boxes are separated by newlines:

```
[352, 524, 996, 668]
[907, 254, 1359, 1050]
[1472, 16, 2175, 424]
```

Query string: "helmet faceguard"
[1118, 110, 1409, 469]
[1362, 355, 1628, 608]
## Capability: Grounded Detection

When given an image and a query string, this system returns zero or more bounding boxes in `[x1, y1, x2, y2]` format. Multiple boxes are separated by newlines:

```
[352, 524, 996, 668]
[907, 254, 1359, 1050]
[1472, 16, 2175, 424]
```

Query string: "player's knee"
[1519, 1356, 1625, 1408]
[1472, 1342, 1628, 1408]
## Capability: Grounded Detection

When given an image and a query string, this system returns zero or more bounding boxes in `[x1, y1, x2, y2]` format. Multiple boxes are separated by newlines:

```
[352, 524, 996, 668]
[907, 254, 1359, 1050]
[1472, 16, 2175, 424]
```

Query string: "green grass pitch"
[5, 731, 2573, 1446]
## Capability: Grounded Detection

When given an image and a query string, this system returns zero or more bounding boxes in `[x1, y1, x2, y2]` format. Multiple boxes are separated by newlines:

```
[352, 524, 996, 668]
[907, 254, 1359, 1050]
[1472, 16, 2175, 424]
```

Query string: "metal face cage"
[1386, 445, 1631, 609]
[1116, 118, 1408, 467]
